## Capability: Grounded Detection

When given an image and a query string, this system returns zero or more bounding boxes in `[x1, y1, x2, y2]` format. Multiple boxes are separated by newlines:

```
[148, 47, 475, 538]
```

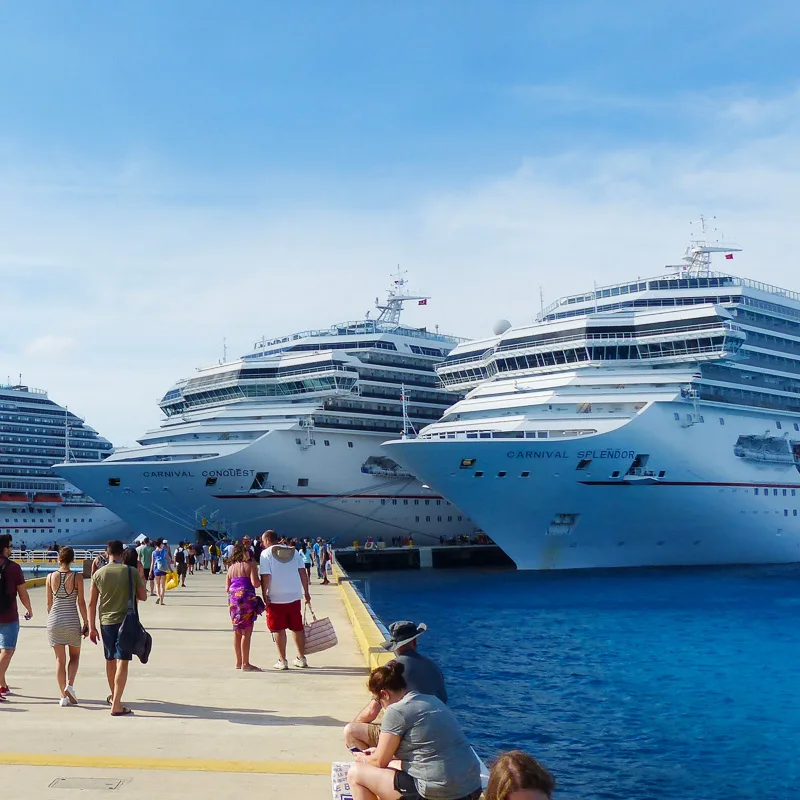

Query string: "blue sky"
[1, 2, 800, 443]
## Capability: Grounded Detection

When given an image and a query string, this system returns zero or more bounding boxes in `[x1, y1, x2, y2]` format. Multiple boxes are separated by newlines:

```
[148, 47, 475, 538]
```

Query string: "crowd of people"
[0, 530, 555, 798]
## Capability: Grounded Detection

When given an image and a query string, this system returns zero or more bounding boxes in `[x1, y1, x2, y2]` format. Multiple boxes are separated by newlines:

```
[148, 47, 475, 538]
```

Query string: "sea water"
[361, 565, 800, 800]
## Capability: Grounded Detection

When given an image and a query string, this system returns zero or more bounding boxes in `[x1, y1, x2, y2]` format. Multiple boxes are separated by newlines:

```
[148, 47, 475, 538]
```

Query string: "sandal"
[106, 695, 113, 705]
[111, 707, 133, 716]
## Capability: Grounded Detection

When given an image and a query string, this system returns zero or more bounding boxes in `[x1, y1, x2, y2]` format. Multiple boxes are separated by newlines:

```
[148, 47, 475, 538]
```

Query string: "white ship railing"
[11, 548, 108, 564]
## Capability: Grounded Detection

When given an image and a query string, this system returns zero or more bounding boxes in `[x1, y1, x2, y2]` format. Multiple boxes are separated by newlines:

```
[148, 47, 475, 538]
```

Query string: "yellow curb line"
[0, 753, 331, 775]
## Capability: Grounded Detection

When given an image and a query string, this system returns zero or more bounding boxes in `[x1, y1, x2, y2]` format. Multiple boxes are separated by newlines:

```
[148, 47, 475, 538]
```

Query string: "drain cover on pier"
[49, 777, 124, 790]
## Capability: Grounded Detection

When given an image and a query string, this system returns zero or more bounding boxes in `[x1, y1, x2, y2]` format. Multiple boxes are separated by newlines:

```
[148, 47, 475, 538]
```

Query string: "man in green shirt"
[136, 537, 156, 596]
[89, 540, 146, 716]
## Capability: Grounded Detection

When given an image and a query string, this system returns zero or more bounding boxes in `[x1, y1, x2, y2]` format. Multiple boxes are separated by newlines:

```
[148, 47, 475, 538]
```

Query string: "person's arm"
[225, 568, 232, 592]
[298, 565, 311, 603]
[91, 557, 99, 576]
[135, 571, 147, 602]
[17, 582, 33, 619]
[76, 576, 88, 630]
[250, 562, 260, 590]
[352, 698, 381, 724]
[260, 572, 271, 604]
[45, 573, 54, 614]
[361, 731, 401, 768]
[88, 581, 100, 643]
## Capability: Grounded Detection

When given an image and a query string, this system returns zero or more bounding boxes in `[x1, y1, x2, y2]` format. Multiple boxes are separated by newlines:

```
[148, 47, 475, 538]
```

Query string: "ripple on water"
[362, 565, 800, 800]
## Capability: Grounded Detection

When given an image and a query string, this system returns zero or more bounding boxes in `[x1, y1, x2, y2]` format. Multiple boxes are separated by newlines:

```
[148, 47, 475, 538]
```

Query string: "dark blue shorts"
[101, 623, 133, 662]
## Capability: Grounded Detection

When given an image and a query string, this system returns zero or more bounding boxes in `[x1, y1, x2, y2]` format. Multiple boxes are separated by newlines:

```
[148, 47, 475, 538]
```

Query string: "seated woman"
[484, 750, 555, 800]
[226, 542, 264, 671]
[348, 660, 481, 800]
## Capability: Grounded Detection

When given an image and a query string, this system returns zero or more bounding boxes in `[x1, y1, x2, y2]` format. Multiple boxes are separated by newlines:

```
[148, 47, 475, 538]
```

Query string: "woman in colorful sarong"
[226, 542, 264, 671]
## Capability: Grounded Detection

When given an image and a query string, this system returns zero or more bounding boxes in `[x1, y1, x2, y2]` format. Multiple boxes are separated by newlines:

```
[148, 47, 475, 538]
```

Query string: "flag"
[418, 299, 427, 306]
[725, 253, 734, 260]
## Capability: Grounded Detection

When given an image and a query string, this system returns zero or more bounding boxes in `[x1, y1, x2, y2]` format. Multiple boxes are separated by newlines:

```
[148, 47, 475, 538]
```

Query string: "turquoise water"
[362, 565, 800, 800]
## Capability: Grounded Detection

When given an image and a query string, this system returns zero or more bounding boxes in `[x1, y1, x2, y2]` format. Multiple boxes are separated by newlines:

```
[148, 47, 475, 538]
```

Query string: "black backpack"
[0, 559, 13, 613]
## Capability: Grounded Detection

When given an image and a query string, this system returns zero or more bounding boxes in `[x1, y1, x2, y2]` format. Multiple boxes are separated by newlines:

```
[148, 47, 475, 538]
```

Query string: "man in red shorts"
[259, 529, 311, 670]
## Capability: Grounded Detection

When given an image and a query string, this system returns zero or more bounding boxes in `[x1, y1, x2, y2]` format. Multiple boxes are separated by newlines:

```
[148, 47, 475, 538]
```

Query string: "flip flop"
[111, 707, 133, 716]
[106, 695, 113, 705]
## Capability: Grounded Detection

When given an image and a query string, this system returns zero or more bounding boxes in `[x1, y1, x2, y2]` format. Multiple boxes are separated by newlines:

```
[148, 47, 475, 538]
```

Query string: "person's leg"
[105, 658, 116, 695]
[148, 573, 155, 595]
[158, 575, 166, 603]
[53, 644, 67, 696]
[0, 647, 14, 689]
[291, 627, 306, 658]
[241, 628, 259, 670]
[110, 659, 129, 714]
[343, 722, 376, 750]
[274, 630, 287, 661]
[347, 764, 402, 800]
[66, 645, 81, 690]
[233, 630, 243, 669]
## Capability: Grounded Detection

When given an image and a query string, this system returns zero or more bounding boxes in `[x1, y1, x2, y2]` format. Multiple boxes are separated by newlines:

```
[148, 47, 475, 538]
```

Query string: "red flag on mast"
[725, 253, 734, 260]
[418, 299, 428, 305]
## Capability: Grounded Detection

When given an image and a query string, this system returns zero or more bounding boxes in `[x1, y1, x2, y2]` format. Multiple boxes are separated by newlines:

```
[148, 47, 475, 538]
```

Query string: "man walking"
[0, 534, 33, 701]
[313, 538, 323, 579]
[344, 620, 447, 751]
[259, 529, 311, 670]
[136, 537, 155, 597]
[88, 540, 147, 716]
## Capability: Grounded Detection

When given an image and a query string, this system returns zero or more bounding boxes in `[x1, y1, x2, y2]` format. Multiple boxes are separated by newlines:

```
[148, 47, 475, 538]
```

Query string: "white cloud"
[3, 86, 800, 446]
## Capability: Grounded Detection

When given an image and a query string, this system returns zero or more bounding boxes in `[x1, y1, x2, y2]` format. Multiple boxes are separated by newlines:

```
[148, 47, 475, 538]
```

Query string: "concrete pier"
[1, 571, 372, 798]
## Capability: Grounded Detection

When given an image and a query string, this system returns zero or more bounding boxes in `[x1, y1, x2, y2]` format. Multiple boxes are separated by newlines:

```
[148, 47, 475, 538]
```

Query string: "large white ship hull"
[0, 501, 132, 549]
[385, 402, 800, 570]
[56, 429, 475, 544]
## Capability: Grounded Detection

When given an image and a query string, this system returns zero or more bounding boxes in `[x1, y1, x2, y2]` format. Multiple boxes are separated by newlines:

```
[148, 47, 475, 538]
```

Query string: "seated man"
[344, 620, 447, 751]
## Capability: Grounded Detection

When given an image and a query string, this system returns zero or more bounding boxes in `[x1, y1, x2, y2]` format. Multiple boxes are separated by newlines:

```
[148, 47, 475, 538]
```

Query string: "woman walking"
[122, 546, 145, 582]
[226, 542, 264, 672]
[45, 547, 88, 707]
[152, 540, 170, 604]
[301, 541, 312, 581]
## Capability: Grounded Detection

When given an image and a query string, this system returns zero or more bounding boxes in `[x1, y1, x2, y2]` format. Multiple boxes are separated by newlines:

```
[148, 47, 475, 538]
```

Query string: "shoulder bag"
[118, 566, 153, 664]
[303, 603, 338, 654]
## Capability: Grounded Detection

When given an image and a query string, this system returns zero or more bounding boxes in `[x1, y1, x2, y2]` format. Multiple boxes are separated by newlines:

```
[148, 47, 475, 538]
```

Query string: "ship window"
[521, 471, 530, 478]
[295, 438, 302, 445]
[783, 489, 788, 496]
[108, 478, 120, 487]
[785, 509, 789, 516]
[795, 424, 799, 432]
[437, 516, 442, 521]
[795, 510, 798, 516]
[754, 488, 759, 495]
[674, 413, 680, 421]
[611, 471, 620, 478]
[425, 499, 430, 505]
[774, 489, 778, 496]
[403, 499, 408, 505]
[415, 516, 419, 522]
[324, 440, 330, 446]
[458, 516, 463, 521]
[381, 499, 386, 505]
[348, 442, 354, 448]
[205, 477, 217, 486]
[392, 499, 397, 505]
[426, 516, 431, 522]
[497, 471, 507, 478]
[414, 499, 419, 505]
[576, 459, 592, 470]
[474, 471, 484, 478]
[793, 490, 797, 497]
[658, 470, 666, 478]
[460, 458, 476, 469]
[719, 418, 725, 425]
[777, 421, 783, 430]
[297, 478, 309, 487]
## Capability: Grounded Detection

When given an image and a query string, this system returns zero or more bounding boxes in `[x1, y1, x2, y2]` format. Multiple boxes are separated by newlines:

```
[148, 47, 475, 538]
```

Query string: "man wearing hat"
[343, 620, 448, 752]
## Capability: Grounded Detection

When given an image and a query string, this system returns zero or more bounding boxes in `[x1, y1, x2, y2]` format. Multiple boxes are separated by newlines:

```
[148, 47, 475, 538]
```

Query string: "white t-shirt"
[223, 544, 234, 559]
[259, 544, 305, 604]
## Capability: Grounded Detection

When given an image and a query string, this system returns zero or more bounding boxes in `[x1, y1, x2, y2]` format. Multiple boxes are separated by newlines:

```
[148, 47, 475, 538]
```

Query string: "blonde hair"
[485, 751, 555, 800]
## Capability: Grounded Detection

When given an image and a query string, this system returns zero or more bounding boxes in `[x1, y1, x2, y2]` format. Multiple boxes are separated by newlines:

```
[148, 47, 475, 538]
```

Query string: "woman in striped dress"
[45, 547, 88, 706]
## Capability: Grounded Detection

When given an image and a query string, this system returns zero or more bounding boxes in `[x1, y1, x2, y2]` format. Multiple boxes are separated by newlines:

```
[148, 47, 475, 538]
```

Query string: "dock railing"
[11, 548, 106, 564]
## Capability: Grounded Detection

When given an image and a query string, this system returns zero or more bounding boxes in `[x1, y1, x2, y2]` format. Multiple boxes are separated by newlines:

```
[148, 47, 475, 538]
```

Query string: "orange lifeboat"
[33, 493, 63, 504]
[0, 492, 28, 503]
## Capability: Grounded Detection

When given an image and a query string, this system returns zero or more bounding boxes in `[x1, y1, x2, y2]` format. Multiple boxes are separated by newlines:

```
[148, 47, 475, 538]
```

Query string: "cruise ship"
[385, 230, 800, 570]
[55, 277, 476, 543]
[0, 384, 131, 547]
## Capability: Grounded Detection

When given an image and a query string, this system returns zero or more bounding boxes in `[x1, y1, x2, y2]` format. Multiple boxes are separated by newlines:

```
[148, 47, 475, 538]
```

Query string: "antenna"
[223, 337, 228, 363]
[680, 216, 741, 276]
[539, 286, 544, 318]
[374, 268, 429, 326]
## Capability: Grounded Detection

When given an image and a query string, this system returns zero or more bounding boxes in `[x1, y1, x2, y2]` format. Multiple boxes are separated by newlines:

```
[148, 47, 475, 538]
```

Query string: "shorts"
[177, 564, 187, 576]
[366, 723, 381, 747]
[393, 771, 422, 800]
[0, 620, 20, 650]
[266, 599, 303, 633]
[101, 623, 133, 661]
[154, 569, 167, 577]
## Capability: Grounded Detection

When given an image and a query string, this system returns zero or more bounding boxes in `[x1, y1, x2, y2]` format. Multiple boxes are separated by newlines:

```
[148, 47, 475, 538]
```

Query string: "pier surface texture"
[2, 570, 372, 798]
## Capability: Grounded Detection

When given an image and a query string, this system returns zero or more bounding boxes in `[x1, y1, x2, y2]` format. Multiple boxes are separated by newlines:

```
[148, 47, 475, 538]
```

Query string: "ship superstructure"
[0, 384, 130, 546]
[56, 276, 476, 542]
[385, 229, 800, 569]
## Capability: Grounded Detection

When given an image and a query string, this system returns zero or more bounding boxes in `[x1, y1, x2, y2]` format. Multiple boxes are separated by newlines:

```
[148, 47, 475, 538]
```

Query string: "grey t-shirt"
[396, 650, 448, 704]
[381, 691, 480, 800]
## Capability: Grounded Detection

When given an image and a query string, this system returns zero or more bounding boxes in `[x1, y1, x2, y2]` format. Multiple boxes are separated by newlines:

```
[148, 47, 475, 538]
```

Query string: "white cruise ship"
[56, 277, 476, 543]
[0, 384, 131, 547]
[385, 231, 800, 570]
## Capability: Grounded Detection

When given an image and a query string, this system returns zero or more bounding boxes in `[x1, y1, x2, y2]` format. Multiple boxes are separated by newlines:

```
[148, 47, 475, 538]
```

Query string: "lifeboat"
[33, 493, 63, 504]
[0, 492, 29, 503]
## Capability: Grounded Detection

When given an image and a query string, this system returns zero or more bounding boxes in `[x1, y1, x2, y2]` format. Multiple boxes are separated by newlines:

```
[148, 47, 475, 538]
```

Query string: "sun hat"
[380, 621, 428, 650]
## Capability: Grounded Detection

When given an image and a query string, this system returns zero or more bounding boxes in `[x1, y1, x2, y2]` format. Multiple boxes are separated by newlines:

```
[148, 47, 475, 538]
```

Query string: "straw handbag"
[303, 604, 338, 654]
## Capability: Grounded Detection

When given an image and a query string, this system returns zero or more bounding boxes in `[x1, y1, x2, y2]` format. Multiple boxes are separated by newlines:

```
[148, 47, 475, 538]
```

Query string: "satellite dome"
[493, 319, 512, 336]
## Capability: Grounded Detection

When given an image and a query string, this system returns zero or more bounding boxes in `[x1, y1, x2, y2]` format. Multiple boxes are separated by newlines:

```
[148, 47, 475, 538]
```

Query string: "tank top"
[47, 571, 80, 645]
